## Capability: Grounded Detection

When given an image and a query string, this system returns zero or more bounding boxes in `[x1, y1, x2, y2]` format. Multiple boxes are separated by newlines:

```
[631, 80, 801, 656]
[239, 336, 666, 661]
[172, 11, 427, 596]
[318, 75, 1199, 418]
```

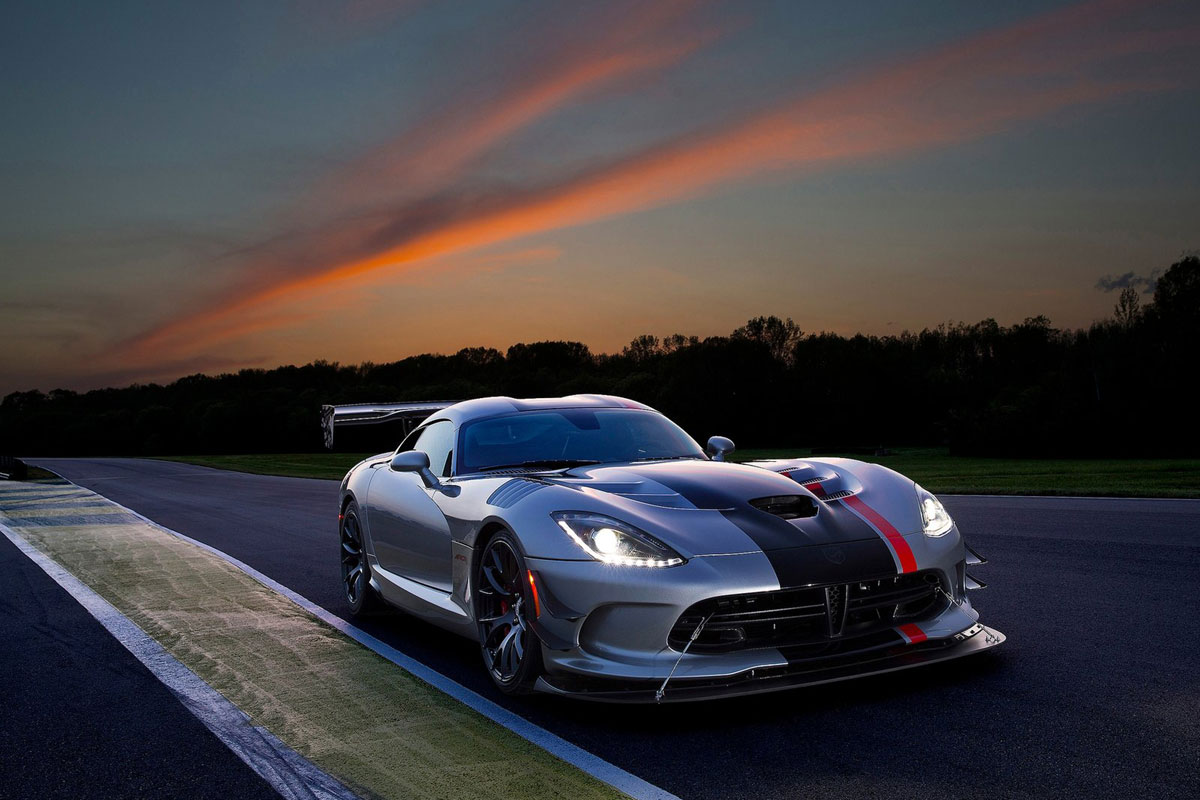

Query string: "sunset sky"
[2, 0, 1198, 395]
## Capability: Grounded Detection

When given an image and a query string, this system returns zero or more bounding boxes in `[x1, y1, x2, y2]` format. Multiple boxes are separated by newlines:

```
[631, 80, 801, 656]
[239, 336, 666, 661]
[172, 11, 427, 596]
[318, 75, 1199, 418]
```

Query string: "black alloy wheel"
[475, 532, 543, 693]
[340, 504, 379, 615]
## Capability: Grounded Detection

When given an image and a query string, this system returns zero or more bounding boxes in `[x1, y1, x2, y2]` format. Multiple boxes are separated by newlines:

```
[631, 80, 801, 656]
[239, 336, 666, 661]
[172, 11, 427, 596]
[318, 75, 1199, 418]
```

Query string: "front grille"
[669, 570, 945, 653]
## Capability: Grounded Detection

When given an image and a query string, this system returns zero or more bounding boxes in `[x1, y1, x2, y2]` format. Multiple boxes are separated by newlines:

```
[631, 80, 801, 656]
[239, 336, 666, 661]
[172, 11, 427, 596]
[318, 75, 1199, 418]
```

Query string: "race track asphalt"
[29, 458, 1200, 800]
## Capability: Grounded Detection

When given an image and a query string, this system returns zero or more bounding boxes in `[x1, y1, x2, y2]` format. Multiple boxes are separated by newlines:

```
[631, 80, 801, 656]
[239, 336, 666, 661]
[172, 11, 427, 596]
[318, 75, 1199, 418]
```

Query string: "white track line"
[0, 519, 358, 800]
[36, 477, 681, 800]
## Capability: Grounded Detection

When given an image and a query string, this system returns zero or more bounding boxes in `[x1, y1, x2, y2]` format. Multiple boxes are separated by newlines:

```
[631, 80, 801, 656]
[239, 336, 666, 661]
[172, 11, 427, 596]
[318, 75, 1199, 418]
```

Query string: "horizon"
[3, 0, 1198, 396]
[0, 302, 1170, 396]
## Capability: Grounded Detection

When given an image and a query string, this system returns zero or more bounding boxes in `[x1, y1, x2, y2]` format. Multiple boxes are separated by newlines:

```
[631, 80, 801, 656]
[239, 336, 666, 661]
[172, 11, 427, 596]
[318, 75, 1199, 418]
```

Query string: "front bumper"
[534, 623, 1004, 702]
[525, 538, 1003, 702]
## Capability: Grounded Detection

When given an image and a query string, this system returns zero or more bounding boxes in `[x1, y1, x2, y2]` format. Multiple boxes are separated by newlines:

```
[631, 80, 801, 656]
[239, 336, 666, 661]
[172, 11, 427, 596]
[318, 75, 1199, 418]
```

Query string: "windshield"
[457, 409, 705, 473]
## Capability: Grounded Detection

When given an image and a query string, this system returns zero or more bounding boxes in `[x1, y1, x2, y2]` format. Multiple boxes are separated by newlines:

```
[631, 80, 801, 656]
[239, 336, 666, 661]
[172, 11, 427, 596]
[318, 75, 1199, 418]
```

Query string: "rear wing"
[321, 402, 455, 450]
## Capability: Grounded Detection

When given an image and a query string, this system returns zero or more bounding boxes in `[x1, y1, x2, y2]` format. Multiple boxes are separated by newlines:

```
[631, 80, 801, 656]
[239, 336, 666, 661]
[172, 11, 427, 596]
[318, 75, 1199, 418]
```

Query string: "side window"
[396, 426, 422, 453]
[411, 420, 455, 477]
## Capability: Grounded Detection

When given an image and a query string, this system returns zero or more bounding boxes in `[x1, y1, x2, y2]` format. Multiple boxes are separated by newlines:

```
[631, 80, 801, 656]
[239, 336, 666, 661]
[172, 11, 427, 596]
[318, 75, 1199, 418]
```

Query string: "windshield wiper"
[479, 459, 602, 472]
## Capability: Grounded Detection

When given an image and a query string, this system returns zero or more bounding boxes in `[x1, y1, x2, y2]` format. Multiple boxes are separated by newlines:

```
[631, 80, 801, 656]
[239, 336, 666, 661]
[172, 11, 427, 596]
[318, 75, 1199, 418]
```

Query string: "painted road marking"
[0, 518, 358, 800]
[88, 485, 681, 800]
[0, 479, 678, 800]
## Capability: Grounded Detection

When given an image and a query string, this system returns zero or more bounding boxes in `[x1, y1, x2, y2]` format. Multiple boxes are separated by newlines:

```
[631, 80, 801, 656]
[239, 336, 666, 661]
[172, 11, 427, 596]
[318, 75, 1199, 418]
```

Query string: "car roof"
[433, 394, 654, 426]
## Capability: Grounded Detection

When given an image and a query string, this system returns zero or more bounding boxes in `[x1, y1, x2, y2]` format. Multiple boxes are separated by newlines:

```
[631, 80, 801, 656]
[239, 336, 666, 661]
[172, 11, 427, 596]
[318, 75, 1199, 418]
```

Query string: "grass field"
[736, 448, 1200, 498]
[157, 453, 372, 481]
[156, 449, 1200, 498]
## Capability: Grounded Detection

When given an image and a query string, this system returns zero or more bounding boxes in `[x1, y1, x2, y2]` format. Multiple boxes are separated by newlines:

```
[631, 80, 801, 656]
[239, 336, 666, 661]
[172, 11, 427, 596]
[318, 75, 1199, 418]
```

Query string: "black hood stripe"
[721, 507, 898, 588]
[610, 464, 900, 588]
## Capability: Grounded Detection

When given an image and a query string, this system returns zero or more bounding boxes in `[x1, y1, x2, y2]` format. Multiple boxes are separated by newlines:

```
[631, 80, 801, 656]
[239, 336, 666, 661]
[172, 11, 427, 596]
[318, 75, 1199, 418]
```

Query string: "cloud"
[1096, 271, 1161, 293]
[312, 0, 725, 211]
[121, 0, 1200, 364]
[279, 1, 429, 45]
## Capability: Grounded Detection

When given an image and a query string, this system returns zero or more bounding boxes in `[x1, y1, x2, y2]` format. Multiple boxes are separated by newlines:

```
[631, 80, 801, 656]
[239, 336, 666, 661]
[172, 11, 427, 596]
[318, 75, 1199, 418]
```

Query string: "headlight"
[551, 512, 685, 567]
[916, 485, 953, 537]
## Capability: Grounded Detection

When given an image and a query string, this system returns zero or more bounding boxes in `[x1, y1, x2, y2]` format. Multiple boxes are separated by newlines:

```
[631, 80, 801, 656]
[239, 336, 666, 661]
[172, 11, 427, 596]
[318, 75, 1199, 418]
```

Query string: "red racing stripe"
[897, 623, 927, 644]
[841, 494, 918, 573]
[802, 480, 826, 497]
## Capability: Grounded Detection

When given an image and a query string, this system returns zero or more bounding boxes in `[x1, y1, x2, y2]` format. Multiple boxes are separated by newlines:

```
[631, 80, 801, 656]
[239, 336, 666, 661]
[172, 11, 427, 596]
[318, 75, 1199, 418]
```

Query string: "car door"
[365, 420, 456, 592]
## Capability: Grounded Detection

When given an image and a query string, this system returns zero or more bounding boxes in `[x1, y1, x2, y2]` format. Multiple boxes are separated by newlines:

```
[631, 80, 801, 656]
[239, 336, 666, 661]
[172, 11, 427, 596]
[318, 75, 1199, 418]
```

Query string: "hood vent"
[611, 492, 694, 509]
[750, 495, 819, 520]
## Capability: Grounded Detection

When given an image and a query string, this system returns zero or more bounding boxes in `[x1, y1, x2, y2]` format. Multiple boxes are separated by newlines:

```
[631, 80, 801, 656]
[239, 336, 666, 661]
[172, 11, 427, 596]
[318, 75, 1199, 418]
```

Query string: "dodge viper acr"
[332, 394, 1003, 702]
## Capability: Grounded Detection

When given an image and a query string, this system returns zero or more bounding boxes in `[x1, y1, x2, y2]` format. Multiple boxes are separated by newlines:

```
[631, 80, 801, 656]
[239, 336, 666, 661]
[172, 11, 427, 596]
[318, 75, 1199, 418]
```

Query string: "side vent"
[487, 479, 545, 509]
[749, 495, 819, 520]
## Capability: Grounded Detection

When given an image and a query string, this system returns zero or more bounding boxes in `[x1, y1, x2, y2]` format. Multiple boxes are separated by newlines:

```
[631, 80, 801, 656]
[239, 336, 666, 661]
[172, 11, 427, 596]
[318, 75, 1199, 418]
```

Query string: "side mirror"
[390, 450, 430, 472]
[390, 450, 439, 488]
[706, 435, 735, 462]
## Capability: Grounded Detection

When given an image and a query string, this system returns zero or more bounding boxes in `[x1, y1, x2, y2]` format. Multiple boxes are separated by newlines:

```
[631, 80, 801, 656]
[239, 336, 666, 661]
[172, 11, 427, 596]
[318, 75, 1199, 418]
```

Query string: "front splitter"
[534, 624, 1006, 703]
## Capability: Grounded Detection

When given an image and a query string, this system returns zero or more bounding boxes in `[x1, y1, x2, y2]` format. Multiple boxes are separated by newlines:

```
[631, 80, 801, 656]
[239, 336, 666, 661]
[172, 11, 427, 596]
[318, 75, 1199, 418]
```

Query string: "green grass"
[157, 449, 1200, 498]
[23, 465, 59, 481]
[735, 448, 1200, 498]
[156, 453, 375, 480]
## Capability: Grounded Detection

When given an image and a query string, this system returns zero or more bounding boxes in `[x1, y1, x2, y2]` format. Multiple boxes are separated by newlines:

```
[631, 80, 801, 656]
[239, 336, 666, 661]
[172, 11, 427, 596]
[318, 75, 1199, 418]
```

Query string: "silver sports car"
[332, 394, 1003, 702]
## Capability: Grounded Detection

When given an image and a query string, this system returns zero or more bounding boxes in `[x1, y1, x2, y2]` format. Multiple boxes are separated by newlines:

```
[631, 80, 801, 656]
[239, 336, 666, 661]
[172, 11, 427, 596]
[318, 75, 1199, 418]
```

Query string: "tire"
[340, 502, 383, 616]
[474, 531, 544, 694]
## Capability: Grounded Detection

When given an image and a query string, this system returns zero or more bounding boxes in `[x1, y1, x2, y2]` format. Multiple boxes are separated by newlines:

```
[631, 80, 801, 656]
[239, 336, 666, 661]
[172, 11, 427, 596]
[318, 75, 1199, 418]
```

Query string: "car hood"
[552, 460, 801, 510]
[546, 459, 895, 553]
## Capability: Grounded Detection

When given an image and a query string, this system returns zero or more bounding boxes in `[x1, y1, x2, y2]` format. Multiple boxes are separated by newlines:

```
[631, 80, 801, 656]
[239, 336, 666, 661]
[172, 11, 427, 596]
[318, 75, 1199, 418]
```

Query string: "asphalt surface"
[28, 458, 1200, 799]
[0, 528, 281, 800]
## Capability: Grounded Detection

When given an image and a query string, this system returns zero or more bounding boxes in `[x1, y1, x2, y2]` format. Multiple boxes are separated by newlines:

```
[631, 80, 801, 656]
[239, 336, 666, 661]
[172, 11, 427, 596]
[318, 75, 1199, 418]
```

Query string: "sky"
[2, 0, 1198, 395]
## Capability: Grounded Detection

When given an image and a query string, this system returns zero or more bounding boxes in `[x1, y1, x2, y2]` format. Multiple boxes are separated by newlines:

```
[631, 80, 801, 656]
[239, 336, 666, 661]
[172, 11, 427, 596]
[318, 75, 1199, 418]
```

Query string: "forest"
[3, 256, 1196, 458]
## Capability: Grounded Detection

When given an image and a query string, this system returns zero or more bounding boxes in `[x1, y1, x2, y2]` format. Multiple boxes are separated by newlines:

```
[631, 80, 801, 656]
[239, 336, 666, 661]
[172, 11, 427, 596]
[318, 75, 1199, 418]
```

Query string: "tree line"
[3, 256, 1196, 458]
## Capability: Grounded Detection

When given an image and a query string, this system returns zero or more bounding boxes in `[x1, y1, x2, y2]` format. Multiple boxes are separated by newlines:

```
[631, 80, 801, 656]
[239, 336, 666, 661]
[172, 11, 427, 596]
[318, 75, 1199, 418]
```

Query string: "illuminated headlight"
[916, 485, 953, 537]
[552, 512, 685, 567]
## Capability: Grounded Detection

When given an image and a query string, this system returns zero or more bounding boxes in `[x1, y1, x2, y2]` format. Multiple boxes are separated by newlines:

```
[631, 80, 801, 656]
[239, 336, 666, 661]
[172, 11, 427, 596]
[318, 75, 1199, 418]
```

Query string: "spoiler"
[321, 402, 455, 449]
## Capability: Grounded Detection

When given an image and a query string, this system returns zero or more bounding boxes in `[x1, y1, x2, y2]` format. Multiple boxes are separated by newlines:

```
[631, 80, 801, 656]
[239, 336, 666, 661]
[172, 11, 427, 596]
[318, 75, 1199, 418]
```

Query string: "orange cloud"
[147, 246, 564, 354]
[123, 0, 1198, 363]
[317, 0, 723, 208]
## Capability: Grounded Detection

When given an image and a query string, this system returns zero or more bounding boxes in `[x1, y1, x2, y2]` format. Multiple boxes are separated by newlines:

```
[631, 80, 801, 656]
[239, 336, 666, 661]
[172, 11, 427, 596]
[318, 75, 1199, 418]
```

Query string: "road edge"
[26, 468, 682, 800]
[0, 516, 359, 800]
